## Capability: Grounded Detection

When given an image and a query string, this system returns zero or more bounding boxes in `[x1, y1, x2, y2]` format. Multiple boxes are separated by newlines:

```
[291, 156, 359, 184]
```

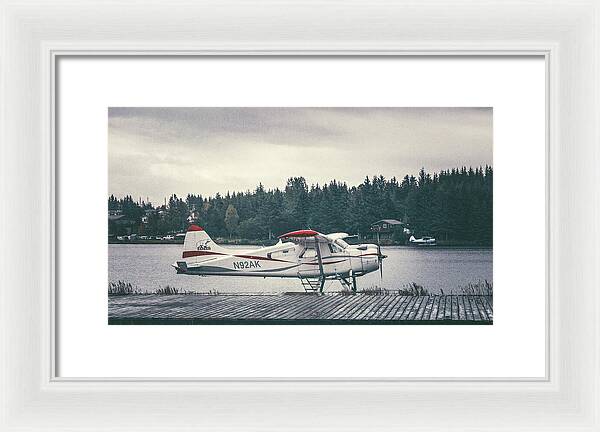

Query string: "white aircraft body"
[172, 225, 386, 292]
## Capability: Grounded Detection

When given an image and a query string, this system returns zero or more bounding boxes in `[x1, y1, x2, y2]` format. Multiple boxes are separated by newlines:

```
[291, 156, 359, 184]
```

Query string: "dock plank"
[458, 296, 467, 321]
[475, 296, 489, 321]
[356, 295, 392, 320]
[399, 297, 418, 320]
[383, 296, 410, 320]
[376, 295, 405, 320]
[420, 296, 433, 320]
[109, 293, 493, 324]
[429, 295, 440, 321]
[483, 296, 494, 321]
[329, 295, 367, 320]
[451, 296, 459, 321]
[344, 295, 381, 320]
[436, 296, 446, 320]
[407, 296, 425, 320]
[469, 296, 481, 321]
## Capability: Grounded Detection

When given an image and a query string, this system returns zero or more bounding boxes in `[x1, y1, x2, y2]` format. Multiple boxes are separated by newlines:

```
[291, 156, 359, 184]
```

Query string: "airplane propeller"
[376, 240, 387, 280]
[377, 244, 387, 279]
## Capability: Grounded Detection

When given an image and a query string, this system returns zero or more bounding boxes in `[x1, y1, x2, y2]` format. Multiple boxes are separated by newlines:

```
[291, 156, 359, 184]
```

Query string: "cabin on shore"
[369, 219, 408, 242]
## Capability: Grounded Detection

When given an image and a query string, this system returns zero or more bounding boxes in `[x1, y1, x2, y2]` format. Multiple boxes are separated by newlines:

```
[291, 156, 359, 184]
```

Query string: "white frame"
[1, 1, 598, 431]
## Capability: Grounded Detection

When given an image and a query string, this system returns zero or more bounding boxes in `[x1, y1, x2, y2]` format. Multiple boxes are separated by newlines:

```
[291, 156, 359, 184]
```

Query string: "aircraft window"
[300, 246, 317, 258]
[329, 243, 343, 254]
[334, 239, 349, 249]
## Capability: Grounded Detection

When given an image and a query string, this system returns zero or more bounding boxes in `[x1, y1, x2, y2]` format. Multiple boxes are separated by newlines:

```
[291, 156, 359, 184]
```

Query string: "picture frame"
[1, 1, 598, 430]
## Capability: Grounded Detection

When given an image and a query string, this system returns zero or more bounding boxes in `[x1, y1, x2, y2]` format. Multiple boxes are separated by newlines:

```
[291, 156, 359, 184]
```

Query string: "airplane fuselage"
[172, 226, 384, 290]
[174, 242, 380, 278]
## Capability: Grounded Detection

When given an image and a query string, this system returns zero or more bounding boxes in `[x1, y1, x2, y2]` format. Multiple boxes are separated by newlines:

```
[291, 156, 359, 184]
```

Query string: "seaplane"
[172, 225, 387, 292]
[409, 235, 437, 246]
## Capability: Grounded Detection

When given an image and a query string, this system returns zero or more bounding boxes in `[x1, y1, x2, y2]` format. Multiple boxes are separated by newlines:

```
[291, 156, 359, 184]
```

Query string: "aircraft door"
[328, 241, 352, 276]
[297, 240, 319, 278]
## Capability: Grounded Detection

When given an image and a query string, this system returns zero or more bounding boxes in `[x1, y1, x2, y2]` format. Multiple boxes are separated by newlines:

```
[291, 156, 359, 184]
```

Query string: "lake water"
[109, 244, 492, 294]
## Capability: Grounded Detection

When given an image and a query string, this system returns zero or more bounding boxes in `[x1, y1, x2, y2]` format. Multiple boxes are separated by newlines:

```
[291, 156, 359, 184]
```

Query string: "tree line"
[108, 166, 493, 245]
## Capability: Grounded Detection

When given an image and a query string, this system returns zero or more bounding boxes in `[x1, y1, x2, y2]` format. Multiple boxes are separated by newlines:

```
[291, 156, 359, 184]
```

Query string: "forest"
[108, 166, 493, 246]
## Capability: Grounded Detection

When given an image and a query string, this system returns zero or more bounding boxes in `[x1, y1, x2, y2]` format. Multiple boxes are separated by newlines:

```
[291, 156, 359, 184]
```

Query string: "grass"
[339, 282, 430, 296]
[340, 280, 493, 296]
[108, 281, 142, 296]
[108, 280, 196, 296]
[456, 279, 493, 295]
[154, 285, 180, 295]
[397, 282, 430, 296]
[109, 279, 493, 297]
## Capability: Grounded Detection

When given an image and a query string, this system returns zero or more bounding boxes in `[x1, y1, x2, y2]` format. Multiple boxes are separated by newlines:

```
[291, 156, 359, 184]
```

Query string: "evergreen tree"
[224, 204, 240, 238]
[108, 166, 493, 245]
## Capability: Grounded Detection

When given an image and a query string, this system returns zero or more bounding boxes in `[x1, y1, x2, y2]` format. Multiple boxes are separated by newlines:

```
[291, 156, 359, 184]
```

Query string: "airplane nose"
[374, 245, 386, 278]
[373, 245, 386, 259]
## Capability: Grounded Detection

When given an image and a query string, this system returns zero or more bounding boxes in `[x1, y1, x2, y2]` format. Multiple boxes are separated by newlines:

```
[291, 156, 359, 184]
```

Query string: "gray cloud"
[109, 107, 492, 204]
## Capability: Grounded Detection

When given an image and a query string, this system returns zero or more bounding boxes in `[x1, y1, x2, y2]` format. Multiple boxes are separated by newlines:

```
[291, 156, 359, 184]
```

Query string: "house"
[369, 219, 405, 242]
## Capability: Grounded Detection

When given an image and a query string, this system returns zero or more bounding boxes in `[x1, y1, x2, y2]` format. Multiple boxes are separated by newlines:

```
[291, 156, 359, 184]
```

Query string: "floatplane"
[408, 235, 437, 246]
[172, 225, 386, 292]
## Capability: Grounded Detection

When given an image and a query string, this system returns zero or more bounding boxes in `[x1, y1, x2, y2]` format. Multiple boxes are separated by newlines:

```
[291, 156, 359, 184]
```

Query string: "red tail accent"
[187, 224, 204, 232]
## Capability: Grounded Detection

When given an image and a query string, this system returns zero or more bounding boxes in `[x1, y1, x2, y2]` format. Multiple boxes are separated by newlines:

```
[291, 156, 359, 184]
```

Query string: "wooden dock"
[109, 294, 493, 325]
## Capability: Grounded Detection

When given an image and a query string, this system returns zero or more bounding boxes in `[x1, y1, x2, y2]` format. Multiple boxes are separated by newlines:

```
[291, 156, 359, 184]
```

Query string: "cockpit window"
[334, 239, 349, 249]
[328, 242, 344, 254]
[300, 246, 317, 259]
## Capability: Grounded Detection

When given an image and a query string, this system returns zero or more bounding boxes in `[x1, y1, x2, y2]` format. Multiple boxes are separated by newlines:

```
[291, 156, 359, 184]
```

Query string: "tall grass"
[154, 285, 180, 295]
[108, 280, 193, 295]
[339, 280, 493, 296]
[397, 282, 429, 296]
[458, 279, 493, 295]
[339, 282, 430, 296]
[108, 281, 141, 296]
[109, 279, 493, 297]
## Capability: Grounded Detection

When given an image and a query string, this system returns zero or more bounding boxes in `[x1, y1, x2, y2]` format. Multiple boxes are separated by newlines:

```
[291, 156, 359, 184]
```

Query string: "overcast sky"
[108, 107, 492, 205]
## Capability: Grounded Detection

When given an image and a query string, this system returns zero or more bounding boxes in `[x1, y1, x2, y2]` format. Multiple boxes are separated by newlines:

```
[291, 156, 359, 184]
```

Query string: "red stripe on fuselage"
[235, 254, 291, 263]
[304, 259, 346, 266]
[182, 250, 224, 258]
[182, 250, 291, 263]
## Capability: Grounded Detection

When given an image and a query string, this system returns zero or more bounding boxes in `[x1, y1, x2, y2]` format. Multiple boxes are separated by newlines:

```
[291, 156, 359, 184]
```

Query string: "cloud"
[108, 107, 492, 204]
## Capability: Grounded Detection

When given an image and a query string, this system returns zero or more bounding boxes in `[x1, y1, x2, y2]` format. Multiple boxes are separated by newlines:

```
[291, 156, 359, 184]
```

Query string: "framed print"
[56, 56, 543, 379]
[1, 1, 599, 431]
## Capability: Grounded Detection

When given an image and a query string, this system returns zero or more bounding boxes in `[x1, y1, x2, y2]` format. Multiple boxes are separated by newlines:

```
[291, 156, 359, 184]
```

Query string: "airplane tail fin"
[182, 225, 228, 260]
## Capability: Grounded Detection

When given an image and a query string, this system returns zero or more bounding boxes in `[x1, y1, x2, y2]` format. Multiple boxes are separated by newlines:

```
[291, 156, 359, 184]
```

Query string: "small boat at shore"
[409, 235, 436, 246]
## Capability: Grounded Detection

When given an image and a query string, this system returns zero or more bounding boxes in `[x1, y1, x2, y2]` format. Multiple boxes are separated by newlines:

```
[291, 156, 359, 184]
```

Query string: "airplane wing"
[279, 230, 357, 246]
[278, 229, 325, 242]
[323, 232, 351, 242]
[278, 229, 347, 244]
[278, 229, 320, 239]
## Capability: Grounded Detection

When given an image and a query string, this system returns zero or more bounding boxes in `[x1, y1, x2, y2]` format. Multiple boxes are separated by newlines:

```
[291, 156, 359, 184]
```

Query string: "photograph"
[107, 107, 493, 324]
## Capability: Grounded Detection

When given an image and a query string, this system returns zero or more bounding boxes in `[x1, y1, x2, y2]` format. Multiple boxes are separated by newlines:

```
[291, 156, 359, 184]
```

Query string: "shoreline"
[108, 239, 493, 248]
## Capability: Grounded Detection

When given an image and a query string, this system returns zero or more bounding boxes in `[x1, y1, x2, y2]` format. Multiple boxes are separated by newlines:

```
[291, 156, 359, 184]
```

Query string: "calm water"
[109, 244, 492, 294]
